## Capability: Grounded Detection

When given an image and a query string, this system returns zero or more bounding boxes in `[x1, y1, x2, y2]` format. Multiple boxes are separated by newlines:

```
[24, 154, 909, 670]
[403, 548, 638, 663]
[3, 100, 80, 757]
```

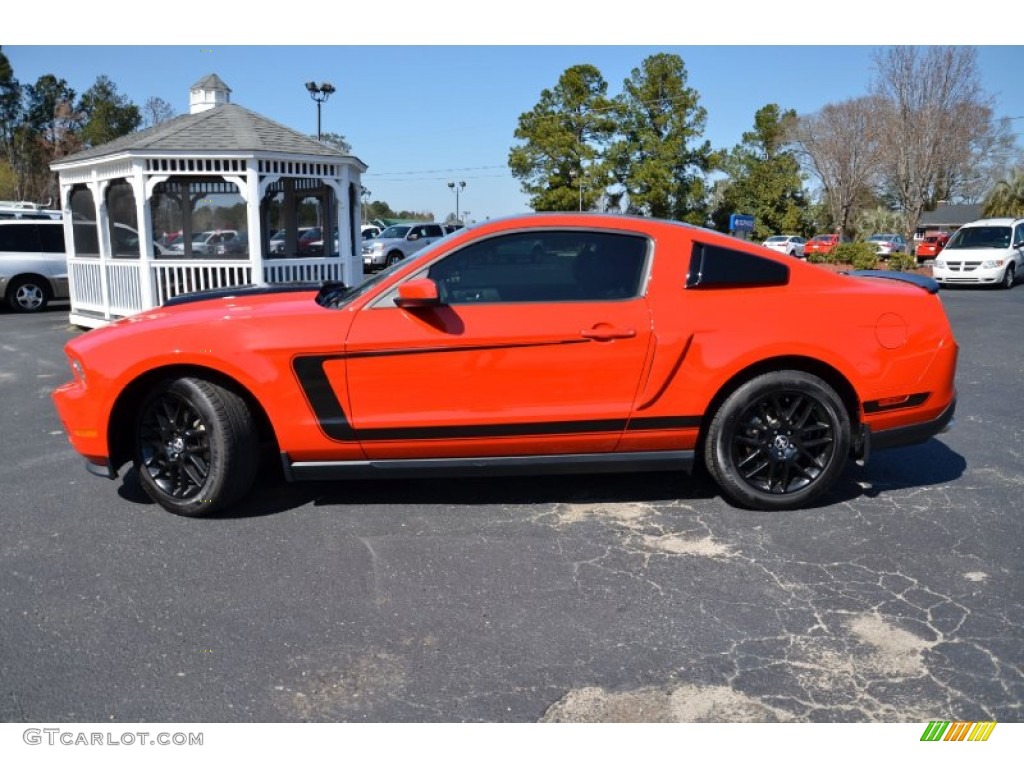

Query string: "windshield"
[811, 235, 832, 242]
[765, 236, 786, 243]
[945, 226, 1011, 250]
[192, 232, 211, 243]
[378, 225, 411, 239]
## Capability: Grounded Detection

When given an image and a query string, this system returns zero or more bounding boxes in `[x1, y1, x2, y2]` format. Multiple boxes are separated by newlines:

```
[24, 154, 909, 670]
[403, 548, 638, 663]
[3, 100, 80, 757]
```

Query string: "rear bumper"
[868, 397, 956, 452]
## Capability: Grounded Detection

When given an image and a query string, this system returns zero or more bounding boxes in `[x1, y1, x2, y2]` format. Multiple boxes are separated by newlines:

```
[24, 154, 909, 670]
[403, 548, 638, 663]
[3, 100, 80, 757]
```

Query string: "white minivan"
[0, 219, 68, 312]
[933, 218, 1024, 289]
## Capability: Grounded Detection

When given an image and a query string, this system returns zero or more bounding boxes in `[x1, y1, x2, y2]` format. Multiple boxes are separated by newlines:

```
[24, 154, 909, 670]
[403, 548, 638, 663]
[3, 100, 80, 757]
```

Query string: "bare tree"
[143, 96, 175, 128]
[872, 46, 994, 246]
[790, 96, 884, 239]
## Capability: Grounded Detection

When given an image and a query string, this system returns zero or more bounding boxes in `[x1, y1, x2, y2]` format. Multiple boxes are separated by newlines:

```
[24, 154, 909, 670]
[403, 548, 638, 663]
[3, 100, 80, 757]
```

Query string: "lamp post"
[305, 81, 336, 141]
[447, 180, 466, 223]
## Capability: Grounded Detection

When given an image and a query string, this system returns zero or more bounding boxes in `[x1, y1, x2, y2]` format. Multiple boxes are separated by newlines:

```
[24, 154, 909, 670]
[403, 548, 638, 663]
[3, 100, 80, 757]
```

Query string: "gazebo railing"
[152, 260, 254, 305]
[69, 256, 350, 324]
[264, 257, 345, 284]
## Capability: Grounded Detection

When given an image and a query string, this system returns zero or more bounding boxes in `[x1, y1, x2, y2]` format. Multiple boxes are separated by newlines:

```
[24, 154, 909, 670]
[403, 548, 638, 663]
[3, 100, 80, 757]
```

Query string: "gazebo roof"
[191, 73, 232, 93]
[53, 103, 365, 167]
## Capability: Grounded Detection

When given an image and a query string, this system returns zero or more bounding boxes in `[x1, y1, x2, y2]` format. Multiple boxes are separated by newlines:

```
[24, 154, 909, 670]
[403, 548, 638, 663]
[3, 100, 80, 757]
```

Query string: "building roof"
[53, 104, 364, 166]
[918, 203, 982, 228]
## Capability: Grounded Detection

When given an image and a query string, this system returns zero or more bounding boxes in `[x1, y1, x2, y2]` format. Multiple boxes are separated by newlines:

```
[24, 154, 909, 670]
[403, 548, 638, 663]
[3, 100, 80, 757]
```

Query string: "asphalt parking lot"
[0, 286, 1021, 723]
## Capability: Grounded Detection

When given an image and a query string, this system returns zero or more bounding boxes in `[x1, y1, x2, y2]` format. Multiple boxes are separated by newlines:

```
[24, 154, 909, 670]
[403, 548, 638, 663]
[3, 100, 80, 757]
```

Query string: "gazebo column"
[60, 182, 81, 317]
[243, 164, 265, 285]
[226, 169, 265, 287]
[143, 175, 171, 310]
[327, 175, 359, 287]
[130, 163, 155, 310]
[90, 178, 112, 320]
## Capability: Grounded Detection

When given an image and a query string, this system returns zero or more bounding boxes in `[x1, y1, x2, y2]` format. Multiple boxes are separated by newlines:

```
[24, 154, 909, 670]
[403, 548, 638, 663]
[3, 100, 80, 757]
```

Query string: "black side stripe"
[293, 355, 354, 440]
[293, 354, 702, 443]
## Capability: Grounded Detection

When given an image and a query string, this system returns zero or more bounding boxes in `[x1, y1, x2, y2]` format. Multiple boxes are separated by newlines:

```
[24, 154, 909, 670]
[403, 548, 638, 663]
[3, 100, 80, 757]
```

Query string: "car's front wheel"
[386, 252, 403, 267]
[135, 377, 259, 516]
[1001, 265, 1015, 289]
[705, 371, 850, 510]
[7, 276, 50, 312]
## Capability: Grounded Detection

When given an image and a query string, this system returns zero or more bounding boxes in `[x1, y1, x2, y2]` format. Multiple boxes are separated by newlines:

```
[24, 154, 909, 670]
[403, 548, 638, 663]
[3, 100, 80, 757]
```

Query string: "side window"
[38, 224, 66, 253]
[1014, 224, 1024, 246]
[426, 230, 648, 304]
[0, 224, 42, 252]
[424, 225, 443, 238]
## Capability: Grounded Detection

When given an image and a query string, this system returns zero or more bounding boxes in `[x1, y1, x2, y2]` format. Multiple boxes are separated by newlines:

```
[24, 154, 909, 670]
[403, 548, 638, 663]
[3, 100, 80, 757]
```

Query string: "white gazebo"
[51, 74, 368, 328]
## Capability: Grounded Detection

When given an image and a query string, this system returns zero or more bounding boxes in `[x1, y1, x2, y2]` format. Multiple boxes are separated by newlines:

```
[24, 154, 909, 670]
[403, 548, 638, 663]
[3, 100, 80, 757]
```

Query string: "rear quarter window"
[687, 242, 790, 289]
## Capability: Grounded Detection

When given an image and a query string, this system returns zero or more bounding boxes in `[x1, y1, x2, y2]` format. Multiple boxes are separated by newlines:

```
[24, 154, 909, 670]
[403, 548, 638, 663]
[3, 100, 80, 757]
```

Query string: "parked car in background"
[916, 233, 950, 261]
[53, 212, 958, 517]
[297, 227, 323, 254]
[866, 233, 906, 257]
[361, 225, 382, 240]
[213, 232, 248, 258]
[761, 235, 805, 258]
[933, 218, 1024, 289]
[268, 229, 312, 256]
[804, 234, 846, 258]
[167, 230, 238, 257]
[0, 218, 68, 312]
[362, 222, 447, 270]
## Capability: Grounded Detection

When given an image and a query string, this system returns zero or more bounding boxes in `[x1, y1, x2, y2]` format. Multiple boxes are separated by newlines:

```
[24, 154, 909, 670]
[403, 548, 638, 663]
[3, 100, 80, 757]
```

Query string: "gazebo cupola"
[189, 74, 231, 113]
[51, 73, 368, 328]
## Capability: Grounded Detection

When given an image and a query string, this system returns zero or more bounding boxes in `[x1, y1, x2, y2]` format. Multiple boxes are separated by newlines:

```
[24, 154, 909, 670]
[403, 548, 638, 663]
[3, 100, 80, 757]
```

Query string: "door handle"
[581, 327, 636, 341]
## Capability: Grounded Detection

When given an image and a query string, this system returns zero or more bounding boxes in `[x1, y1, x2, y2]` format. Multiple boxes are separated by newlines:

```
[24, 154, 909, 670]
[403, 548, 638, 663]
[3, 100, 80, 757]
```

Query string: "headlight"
[981, 260, 1004, 269]
[935, 260, 946, 268]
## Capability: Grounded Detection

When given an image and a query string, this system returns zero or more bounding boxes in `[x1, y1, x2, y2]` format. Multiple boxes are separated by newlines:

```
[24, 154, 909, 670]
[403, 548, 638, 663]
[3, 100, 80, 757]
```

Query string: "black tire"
[386, 252, 403, 267]
[134, 377, 259, 516]
[6, 276, 50, 313]
[704, 371, 850, 510]
[1001, 265, 1014, 289]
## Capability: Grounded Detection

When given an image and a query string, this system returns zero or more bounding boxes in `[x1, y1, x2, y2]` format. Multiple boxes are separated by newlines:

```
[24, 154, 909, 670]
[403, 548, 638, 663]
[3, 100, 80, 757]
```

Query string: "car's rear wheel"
[1001, 265, 1015, 289]
[135, 377, 259, 516]
[7, 276, 50, 312]
[705, 371, 850, 510]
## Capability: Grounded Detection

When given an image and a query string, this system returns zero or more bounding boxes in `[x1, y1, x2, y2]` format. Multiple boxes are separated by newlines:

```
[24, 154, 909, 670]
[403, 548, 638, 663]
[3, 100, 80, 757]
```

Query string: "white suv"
[933, 218, 1024, 289]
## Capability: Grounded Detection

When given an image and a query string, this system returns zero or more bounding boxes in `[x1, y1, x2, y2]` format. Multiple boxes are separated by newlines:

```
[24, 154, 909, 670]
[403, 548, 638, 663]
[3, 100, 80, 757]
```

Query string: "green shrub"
[806, 250, 830, 264]
[832, 242, 877, 269]
[887, 253, 918, 272]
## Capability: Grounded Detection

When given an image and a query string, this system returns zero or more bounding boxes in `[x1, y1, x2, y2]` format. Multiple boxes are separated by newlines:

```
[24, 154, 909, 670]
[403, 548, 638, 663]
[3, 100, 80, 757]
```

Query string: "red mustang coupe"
[52, 214, 958, 516]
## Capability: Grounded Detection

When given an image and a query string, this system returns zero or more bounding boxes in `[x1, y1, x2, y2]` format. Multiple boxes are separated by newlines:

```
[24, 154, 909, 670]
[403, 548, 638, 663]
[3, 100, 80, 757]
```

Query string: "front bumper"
[933, 266, 1004, 284]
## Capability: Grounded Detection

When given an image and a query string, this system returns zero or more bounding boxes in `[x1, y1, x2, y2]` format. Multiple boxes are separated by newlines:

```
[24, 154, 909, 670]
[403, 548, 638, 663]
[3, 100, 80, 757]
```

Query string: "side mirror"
[408, 232, 420, 241]
[395, 278, 442, 309]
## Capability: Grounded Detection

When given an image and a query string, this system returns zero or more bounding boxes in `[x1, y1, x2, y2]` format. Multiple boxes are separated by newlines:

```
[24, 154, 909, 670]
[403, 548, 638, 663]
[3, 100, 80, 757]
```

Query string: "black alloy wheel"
[706, 371, 850, 510]
[135, 377, 259, 516]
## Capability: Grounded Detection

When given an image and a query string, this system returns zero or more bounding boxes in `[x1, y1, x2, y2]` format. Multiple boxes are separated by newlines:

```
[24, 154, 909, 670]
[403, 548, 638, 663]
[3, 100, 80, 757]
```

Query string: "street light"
[447, 180, 466, 223]
[305, 81, 336, 141]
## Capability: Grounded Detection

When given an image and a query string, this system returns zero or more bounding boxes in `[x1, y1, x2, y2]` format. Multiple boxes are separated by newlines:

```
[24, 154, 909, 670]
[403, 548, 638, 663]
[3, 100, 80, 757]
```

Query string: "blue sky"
[4, 6, 1021, 222]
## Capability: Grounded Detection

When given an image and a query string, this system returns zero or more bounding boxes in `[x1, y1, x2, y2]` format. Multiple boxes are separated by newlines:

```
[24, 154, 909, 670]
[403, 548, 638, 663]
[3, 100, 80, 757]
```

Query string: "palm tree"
[982, 167, 1024, 218]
